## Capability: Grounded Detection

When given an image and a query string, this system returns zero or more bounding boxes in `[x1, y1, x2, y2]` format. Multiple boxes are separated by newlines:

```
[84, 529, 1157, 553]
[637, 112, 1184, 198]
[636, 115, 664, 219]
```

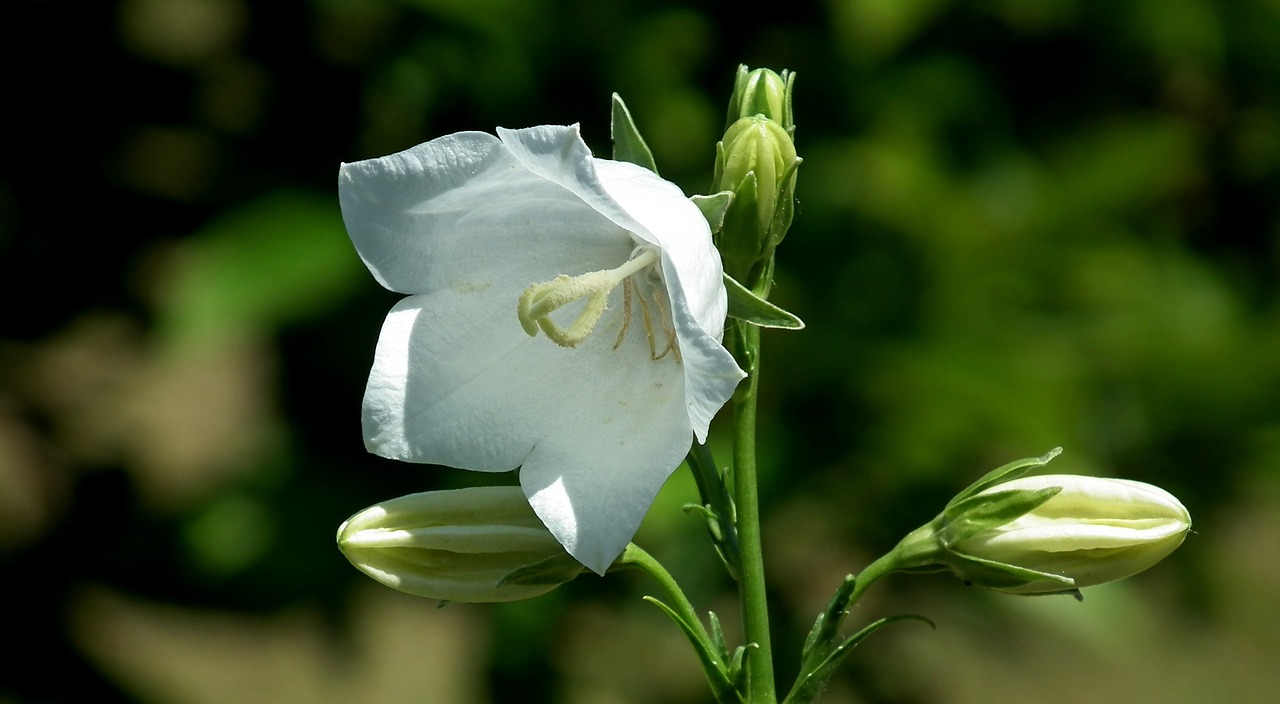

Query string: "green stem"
[852, 552, 898, 603]
[732, 321, 775, 703]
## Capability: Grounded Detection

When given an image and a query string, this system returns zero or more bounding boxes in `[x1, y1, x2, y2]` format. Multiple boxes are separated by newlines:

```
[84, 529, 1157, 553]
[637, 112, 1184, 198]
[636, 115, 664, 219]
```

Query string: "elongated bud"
[337, 486, 584, 602]
[712, 66, 801, 285]
[726, 66, 794, 131]
[885, 452, 1191, 596]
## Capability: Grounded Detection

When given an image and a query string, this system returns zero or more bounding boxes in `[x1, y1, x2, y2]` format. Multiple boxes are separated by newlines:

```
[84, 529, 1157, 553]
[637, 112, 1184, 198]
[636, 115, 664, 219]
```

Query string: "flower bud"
[712, 115, 801, 282]
[337, 486, 584, 602]
[890, 471, 1191, 596]
[950, 475, 1190, 593]
[726, 66, 794, 131]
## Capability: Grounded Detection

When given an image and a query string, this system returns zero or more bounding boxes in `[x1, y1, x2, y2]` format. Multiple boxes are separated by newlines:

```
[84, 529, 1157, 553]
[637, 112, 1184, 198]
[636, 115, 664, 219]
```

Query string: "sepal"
[945, 446, 1063, 509]
[724, 273, 805, 330]
[611, 93, 659, 174]
[692, 191, 734, 234]
[939, 485, 1062, 545]
[498, 552, 589, 587]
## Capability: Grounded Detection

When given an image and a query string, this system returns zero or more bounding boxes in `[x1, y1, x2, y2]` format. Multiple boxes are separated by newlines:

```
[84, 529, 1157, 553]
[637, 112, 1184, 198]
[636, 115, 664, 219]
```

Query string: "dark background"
[3, 0, 1278, 702]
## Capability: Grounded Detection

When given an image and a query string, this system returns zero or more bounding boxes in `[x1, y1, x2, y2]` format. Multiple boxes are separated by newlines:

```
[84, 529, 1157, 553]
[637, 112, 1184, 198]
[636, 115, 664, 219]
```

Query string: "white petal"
[978, 518, 1190, 552]
[520, 361, 693, 574]
[339, 130, 632, 295]
[496, 125, 660, 247]
[593, 159, 728, 338]
[593, 160, 746, 441]
[670, 302, 746, 443]
[364, 280, 695, 572]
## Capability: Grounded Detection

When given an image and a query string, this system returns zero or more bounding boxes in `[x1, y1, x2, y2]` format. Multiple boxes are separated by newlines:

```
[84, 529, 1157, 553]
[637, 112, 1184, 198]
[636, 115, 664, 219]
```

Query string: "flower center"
[517, 248, 680, 361]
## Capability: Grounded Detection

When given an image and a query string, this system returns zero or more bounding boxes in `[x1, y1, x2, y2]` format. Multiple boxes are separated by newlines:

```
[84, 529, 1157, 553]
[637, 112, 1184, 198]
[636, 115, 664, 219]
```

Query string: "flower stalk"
[729, 317, 776, 702]
[709, 64, 804, 703]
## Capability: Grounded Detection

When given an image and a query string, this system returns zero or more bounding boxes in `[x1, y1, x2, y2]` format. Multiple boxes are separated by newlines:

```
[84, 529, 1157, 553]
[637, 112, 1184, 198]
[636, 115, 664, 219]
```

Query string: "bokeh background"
[4, 0, 1279, 702]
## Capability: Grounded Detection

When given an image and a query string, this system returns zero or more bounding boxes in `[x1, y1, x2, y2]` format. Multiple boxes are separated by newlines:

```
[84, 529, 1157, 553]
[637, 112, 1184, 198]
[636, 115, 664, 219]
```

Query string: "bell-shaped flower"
[339, 124, 745, 574]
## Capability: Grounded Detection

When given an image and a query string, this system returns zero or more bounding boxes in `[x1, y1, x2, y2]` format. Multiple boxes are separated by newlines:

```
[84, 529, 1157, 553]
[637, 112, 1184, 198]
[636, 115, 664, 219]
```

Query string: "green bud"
[726, 66, 794, 132]
[712, 115, 801, 282]
[710, 65, 801, 287]
[337, 486, 584, 602]
[890, 472, 1191, 596]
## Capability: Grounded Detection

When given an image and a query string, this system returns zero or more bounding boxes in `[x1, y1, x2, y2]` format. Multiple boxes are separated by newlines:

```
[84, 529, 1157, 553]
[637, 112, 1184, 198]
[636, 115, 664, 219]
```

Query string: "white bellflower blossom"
[339, 125, 745, 574]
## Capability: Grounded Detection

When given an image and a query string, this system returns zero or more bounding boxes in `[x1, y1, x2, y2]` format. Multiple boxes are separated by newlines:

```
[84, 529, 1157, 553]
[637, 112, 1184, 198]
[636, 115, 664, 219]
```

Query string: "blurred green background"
[3, 0, 1279, 702]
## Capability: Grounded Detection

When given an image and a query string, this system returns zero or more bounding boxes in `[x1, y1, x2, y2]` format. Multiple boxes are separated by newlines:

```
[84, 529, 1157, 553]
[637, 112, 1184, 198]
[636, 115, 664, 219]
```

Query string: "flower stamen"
[518, 248, 659, 349]
[637, 284, 657, 358]
[650, 290, 681, 363]
[613, 278, 634, 350]
[630, 280, 681, 363]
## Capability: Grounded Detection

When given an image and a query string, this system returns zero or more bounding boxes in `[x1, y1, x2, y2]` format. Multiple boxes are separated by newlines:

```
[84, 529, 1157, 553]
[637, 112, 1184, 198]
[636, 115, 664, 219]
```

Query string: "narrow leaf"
[611, 93, 659, 174]
[708, 611, 729, 661]
[784, 615, 933, 704]
[643, 597, 740, 703]
[725, 274, 805, 329]
[800, 574, 856, 665]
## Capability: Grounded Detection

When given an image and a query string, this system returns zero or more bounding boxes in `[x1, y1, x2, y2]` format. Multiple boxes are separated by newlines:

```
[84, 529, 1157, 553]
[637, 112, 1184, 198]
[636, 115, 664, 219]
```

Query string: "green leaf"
[611, 93, 658, 174]
[725, 274, 805, 329]
[642, 597, 741, 703]
[692, 191, 734, 233]
[784, 614, 933, 704]
[708, 610, 729, 661]
[686, 441, 741, 580]
[729, 644, 751, 695]
[799, 574, 856, 667]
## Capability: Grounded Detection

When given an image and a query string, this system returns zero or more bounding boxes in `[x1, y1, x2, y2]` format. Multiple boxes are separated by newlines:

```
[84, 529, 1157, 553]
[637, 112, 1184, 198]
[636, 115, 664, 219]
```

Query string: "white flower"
[339, 124, 745, 574]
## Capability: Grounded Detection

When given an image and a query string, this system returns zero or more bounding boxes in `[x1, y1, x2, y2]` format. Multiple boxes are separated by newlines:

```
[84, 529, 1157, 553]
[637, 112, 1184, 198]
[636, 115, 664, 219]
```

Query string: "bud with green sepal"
[791, 448, 1192, 701]
[726, 64, 794, 132]
[884, 449, 1192, 597]
[712, 66, 801, 288]
[337, 486, 584, 603]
